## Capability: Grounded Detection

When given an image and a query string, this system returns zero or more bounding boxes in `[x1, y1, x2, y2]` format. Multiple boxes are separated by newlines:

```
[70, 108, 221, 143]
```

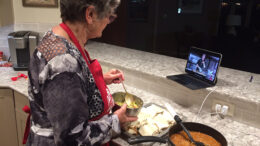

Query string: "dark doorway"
[95, 0, 260, 74]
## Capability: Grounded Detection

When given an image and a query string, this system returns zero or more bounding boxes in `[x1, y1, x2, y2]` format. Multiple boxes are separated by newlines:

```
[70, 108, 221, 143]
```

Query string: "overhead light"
[221, 2, 228, 7]
[178, 8, 182, 14]
[235, 3, 241, 6]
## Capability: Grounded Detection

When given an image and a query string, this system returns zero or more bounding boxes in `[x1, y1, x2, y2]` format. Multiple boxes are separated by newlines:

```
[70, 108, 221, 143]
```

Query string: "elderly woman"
[25, 0, 137, 146]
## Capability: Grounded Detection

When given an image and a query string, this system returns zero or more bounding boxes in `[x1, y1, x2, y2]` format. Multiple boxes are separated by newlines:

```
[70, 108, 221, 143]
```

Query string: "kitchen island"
[1, 41, 260, 146]
[87, 41, 260, 128]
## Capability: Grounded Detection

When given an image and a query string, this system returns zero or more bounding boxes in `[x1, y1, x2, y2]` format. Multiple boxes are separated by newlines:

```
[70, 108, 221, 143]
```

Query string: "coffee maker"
[8, 31, 39, 71]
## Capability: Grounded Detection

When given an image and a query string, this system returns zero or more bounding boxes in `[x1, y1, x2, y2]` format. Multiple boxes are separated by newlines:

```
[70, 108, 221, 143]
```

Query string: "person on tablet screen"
[195, 54, 208, 74]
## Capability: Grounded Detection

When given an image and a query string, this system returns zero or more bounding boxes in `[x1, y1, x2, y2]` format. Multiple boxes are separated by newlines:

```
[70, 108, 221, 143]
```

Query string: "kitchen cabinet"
[126, 0, 157, 52]
[0, 88, 18, 146]
[14, 91, 29, 146]
[0, 88, 29, 146]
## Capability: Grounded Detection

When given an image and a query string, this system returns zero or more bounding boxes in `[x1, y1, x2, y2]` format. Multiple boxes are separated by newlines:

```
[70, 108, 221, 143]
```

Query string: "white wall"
[0, 0, 14, 27]
[12, 0, 61, 24]
[0, 0, 62, 59]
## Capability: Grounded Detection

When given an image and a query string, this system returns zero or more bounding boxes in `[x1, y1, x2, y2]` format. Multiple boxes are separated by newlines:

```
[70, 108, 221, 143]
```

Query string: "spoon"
[164, 103, 205, 146]
[121, 81, 134, 106]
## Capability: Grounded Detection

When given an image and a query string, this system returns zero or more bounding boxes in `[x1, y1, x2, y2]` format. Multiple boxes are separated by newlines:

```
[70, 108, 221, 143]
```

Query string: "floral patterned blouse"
[26, 31, 120, 146]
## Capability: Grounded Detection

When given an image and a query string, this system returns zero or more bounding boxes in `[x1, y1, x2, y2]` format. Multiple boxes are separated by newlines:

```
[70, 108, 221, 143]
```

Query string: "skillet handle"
[128, 136, 167, 145]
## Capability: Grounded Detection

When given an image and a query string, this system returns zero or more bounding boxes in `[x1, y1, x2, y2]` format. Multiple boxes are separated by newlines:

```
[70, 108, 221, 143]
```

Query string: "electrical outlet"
[221, 105, 229, 115]
[215, 104, 222, 113]
[212, 99, 235, 116]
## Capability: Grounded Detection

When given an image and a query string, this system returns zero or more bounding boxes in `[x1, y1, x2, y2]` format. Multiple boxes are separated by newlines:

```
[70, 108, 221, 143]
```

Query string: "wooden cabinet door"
[14, 91, 29, 146]
[15, 108, 28, 146]
[0, 88, 19, 146]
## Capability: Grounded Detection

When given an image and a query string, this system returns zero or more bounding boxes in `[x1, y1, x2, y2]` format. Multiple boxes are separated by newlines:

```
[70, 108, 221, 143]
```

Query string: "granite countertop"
[2, 41, 259, 103]
[0, 68, 260, 146]
[108, 84, 260, 146]
[1, 41, 260, 146]
[87, 41, 260, 104]
[0, 67, 28, 96]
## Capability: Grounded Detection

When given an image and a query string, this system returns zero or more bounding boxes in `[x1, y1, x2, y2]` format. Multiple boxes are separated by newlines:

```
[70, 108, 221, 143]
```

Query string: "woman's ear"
[85, 5, 95, 24]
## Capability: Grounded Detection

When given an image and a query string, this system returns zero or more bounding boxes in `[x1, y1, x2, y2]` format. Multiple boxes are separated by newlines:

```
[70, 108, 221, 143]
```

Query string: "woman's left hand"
[114, 103, 138, 127]
[104, 69, 125, 85]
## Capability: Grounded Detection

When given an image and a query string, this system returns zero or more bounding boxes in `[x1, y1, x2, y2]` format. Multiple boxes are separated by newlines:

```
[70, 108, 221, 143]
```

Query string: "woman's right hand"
[113, 104, 138, 126]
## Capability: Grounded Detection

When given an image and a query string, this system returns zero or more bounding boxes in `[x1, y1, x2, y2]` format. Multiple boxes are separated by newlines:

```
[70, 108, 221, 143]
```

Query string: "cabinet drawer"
[0, 88, 13, 98]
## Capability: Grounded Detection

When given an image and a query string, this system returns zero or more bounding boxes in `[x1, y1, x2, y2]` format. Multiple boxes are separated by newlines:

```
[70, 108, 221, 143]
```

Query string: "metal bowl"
[112, 92, 143, 116]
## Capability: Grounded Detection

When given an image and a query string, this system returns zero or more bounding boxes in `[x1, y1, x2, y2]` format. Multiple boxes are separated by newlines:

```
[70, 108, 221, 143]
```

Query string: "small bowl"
[112, 92, 143, 116]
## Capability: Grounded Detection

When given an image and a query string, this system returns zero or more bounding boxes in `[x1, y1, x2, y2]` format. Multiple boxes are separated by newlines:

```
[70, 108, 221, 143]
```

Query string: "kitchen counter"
[109, 84, 260, 146]
[2, 42, 259, 103]
[1, 41, 260, 145]
[87, 41, 260, 131]
[0, 67, 260, 146]
[0, 67, 28, 96]
[87, 41, 260, 145]
[87, 41, 260, 103]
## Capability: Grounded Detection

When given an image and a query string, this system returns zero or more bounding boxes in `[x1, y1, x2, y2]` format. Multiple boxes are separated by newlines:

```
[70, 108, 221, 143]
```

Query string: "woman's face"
[87, 12, 117, 39]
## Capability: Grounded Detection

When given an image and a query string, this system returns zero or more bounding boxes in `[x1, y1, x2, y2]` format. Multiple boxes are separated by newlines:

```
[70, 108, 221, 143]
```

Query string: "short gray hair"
[60, 0, 120, 23]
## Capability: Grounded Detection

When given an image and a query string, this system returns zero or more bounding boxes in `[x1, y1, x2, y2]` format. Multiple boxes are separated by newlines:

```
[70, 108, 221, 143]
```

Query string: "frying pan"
[128, 122, 227, 146]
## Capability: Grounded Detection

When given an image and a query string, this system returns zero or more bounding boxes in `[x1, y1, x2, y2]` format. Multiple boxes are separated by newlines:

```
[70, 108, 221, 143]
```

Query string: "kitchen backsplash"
[0, 23, 57, 59]
[0, 25, 13, 60]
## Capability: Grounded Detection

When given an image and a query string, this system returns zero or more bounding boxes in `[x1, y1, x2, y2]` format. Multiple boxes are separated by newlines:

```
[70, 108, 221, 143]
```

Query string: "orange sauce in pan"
[170, 131, 221, 146]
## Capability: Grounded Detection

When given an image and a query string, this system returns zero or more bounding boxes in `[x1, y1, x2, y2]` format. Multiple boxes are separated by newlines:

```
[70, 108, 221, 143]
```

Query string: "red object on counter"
[22, 105, 31, 144]
[11, 73, 28, 81]
[0, 51, 3, 61]
[0, 62, 13, 67]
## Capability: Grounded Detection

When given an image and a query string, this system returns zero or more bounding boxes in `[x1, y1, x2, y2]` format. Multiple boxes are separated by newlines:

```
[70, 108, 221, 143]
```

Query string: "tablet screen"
[185, 47, 222, 84]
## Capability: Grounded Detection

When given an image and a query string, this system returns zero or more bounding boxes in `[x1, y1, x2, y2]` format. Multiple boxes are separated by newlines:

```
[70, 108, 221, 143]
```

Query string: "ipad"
[185, 47, 222, 85]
